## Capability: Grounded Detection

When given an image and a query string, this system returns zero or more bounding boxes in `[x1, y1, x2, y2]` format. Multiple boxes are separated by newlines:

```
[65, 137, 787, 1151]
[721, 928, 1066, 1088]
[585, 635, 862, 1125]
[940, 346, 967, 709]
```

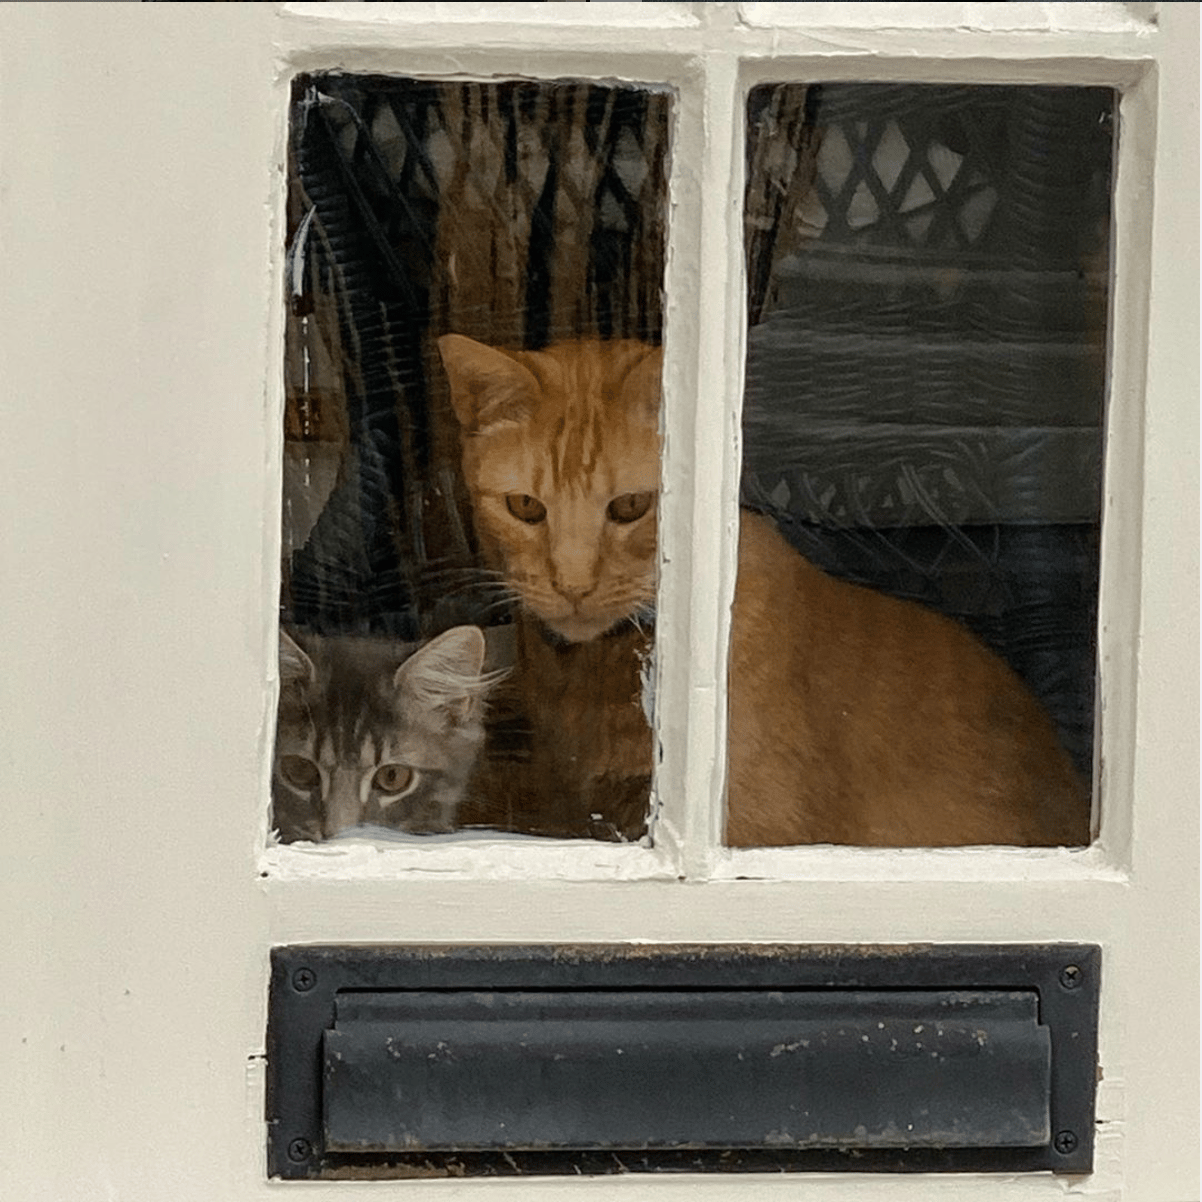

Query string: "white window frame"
[1, 4, 1194, 1201]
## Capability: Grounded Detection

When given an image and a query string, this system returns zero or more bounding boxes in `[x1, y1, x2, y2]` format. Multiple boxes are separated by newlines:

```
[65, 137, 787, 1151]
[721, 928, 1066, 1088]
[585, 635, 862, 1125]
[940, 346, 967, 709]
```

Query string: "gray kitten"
[272, 626, 501, 842]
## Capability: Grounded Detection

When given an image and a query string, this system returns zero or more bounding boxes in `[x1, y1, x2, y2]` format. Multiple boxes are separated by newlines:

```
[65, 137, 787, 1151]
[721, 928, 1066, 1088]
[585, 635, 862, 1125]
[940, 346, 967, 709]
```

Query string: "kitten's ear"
[438, 334, 539, 433]
[620, 343, 664, 429]
[397, 625, 492, 725]
[279, 628, 314, 685]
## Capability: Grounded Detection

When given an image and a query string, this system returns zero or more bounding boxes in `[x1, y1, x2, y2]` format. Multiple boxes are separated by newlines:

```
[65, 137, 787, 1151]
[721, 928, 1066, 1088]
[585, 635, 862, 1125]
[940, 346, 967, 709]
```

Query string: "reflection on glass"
[729, 83, 1112, 848]
[275, 77, 669, 845]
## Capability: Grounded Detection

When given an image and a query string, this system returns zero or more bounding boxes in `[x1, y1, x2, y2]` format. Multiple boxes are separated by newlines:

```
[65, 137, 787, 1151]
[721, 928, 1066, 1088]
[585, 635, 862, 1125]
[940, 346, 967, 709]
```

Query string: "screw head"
[287, 1137, 313, 1163]
[1059, 964, 1082, 990]
[1054, 1129, 1079, 1155]
[291, 967, 316, 993]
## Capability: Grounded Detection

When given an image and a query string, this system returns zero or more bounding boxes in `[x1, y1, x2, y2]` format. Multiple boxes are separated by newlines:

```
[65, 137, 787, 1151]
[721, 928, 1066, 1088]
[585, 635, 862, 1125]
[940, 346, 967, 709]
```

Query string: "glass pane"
[275, 76, 668, 845]
[731, 83, 1112, 848]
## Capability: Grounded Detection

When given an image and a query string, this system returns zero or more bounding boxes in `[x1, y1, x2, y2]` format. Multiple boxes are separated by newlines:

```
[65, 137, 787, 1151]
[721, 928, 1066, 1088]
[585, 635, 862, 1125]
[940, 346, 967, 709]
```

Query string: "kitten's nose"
[322, 771, 362, 839]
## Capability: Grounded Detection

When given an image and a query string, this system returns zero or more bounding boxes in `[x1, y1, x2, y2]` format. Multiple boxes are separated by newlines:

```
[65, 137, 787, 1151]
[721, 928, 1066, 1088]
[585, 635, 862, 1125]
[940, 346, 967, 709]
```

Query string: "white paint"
[263, 834, 673, 883]
[0, 3, 1194, 1200]
[288, 1, 702, 28]
[738, 3, 1156, 33]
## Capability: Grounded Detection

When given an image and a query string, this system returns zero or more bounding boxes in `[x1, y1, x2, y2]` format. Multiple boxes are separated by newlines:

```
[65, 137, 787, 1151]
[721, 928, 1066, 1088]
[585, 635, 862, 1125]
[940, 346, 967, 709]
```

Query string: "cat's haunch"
[725, 509, 1088, 847]
[439, 334, 1090, 849]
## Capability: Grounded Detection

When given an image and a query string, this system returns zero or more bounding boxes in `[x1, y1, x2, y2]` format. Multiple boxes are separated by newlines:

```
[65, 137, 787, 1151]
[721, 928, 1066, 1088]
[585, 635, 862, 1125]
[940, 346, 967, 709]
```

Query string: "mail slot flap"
[323, 989, 1050, 1153]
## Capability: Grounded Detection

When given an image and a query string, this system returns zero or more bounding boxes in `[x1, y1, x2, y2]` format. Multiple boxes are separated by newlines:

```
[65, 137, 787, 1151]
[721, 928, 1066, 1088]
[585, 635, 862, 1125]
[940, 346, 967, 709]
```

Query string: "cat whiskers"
[433, 578, 517, 604]
[625, 605, 656, 638]
[419, 565, 512, 594]
[420, 565, 521, 616]
[420, 564, 510, 584]
[473, 593, 523, 621]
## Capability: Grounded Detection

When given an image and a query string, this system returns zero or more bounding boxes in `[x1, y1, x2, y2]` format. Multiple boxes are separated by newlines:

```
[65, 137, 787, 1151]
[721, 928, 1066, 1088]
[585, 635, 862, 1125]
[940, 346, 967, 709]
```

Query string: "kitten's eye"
[373, 763, 415, 797]
[279, 755, 321, 792]
[607, 492, 655, 524]
[506, 493, 547, 524]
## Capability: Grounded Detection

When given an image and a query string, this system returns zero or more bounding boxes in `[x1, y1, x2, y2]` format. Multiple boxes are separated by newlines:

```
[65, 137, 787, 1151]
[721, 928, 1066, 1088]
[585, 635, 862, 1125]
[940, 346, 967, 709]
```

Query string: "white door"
[2, 4, 1195, 1200]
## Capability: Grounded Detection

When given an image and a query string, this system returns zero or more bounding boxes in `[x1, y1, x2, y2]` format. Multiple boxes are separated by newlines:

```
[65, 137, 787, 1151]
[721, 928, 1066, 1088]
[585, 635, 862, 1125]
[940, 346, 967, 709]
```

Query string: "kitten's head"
[272, 625, 498, 843]
[439, 335, 662, 644]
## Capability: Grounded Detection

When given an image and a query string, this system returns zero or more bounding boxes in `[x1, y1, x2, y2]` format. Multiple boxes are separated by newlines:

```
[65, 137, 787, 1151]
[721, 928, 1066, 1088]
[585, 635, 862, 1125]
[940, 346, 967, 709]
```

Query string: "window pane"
[276, 76, 668, 846]
[731, 83, 1112, 848]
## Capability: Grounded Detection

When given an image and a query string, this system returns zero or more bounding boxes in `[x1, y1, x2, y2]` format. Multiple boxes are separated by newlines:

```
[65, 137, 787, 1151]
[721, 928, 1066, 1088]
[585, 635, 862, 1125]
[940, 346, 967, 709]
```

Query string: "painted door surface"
[1, 4, 1195, 1200]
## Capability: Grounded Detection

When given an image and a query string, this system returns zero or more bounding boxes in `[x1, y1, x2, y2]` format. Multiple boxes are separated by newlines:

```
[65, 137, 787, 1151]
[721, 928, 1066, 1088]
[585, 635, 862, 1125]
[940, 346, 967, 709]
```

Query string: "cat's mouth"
[516, 580, 655, 644]
[534, 604, 656, 646]
[543, 613, 623, 643]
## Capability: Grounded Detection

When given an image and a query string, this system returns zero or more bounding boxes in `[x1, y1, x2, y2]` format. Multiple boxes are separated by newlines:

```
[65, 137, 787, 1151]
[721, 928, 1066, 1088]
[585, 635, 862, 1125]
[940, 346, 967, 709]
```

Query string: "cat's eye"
[278, 755, 321, 792]
[606, 492, 654, 524]
[506, 494, 547, 524]
[373, 764, 414, 797]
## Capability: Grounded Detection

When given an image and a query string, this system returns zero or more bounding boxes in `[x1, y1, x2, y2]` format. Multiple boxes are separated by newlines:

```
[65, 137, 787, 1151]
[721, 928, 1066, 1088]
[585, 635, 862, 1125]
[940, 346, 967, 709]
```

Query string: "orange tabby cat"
[439, 336, 658, 840]
[438, 334, 1090, 847]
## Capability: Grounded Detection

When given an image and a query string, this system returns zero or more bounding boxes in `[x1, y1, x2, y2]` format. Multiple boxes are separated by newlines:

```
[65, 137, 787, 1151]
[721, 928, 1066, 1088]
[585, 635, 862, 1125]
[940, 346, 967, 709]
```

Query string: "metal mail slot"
[322, 988, 1050, 1152]
[267, 943, 1100, 1179]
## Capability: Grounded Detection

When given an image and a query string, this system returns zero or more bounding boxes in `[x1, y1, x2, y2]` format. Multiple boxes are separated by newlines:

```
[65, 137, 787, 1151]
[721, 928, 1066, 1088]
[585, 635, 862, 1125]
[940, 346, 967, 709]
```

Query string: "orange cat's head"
[439, 335, 662, 644]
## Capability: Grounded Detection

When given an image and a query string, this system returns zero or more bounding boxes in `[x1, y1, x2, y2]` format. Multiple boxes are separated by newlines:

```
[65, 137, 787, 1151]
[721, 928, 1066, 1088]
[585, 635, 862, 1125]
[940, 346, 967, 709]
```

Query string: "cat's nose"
[551, 538, 597, 603]
[554, 579, 594, 603]
[322, 772, 362, 839]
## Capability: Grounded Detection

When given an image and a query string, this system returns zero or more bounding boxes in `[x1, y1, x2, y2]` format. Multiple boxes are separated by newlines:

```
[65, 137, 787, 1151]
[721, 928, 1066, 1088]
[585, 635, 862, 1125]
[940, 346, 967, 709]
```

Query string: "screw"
[291, 967, 316, 993]
[1059, 965, 1082, 990]
[1054, 1130, 1078, 1155]
[287, 1137, 313, 1163]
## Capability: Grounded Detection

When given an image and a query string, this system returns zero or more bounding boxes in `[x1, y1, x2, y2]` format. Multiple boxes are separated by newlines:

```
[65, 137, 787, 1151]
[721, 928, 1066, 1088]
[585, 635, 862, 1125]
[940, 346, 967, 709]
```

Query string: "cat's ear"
[438, 334, 539, 434]
[397, 625, 492, 726]
[620, 342, 664, 429]
[279, 628, 314, 686]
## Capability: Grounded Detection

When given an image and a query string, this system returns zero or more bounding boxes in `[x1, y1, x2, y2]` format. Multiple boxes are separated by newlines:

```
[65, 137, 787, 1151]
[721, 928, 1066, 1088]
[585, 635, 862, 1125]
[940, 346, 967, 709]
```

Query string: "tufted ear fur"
[395, 625, 497, 726]
[615, 342, 664, 430]
[438, 334, 540, 434]
[278, 628, 314, 686]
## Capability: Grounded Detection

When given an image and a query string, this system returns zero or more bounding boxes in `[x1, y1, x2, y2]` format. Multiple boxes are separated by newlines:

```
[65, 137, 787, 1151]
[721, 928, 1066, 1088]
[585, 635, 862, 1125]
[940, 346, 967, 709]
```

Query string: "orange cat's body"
[727, 510, 1087, 846]
[442, 336, 657, 840]
[439, 334, 1090, 848]
[457, 614, 653, 841]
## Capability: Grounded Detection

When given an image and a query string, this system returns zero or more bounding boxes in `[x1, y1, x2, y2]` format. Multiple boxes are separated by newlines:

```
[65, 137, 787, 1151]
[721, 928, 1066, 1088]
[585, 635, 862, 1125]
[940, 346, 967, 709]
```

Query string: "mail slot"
[322, 988, 1050, 1152]
[267, 943, 1100, 1179]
